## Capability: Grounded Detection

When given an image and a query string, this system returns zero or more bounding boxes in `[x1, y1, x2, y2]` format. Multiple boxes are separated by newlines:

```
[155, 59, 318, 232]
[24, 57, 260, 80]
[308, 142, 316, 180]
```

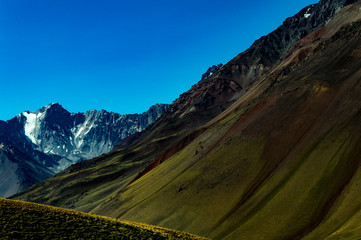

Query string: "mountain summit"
[18, 103, 168, 169]
[0, 103, 168, 197]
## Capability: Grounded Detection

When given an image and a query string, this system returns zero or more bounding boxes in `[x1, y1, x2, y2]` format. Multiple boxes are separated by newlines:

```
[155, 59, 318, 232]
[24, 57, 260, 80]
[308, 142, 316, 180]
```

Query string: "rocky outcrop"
[201, 64, 223, 81]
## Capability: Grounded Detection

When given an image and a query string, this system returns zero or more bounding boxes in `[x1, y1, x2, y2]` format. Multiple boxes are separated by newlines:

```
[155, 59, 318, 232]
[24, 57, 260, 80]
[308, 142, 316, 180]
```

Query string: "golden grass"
[0, 198, 210, 240]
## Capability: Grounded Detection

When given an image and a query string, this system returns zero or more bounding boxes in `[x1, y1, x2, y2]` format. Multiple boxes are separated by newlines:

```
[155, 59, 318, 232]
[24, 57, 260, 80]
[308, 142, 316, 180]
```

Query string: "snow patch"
[22, 105, 53, 146]
[71, 118, 96, 149]
[23, 112, 45, 145]
[304, 7, 312, 19]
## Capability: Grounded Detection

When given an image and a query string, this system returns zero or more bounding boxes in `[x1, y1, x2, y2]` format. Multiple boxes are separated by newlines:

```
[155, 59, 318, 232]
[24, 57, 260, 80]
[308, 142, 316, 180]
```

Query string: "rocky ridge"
[15, 103, 168, 170]
[169, 0, 358, 119]
[200, 64, 223, 81]
[0, 103, 168, 197]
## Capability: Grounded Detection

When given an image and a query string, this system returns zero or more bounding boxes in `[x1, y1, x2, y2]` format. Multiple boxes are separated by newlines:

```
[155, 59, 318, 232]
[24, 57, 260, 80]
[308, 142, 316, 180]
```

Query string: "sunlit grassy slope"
[0, 198, 209, 240]
[12, 2, 361, 240]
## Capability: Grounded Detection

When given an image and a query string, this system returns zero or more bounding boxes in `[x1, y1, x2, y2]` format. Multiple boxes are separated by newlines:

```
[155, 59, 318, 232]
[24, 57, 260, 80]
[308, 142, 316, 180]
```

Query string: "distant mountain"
[16, 103, 168, 169]
[0, 103, 168, 197]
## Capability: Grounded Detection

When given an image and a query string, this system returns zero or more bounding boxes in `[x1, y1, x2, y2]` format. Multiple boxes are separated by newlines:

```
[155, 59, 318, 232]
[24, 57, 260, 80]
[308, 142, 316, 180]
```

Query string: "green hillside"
[11, 1, 361, 240]
[0, 198, 209, 240]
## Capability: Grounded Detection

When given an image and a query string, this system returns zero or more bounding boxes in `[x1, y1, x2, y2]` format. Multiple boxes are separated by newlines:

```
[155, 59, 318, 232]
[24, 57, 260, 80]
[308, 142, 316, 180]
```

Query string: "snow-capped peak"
[15, 103, 168, 173]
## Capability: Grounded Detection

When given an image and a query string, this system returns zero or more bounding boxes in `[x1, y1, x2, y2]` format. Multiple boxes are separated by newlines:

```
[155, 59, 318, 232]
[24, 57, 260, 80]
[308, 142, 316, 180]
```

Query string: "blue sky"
[0, 0, 317, 120]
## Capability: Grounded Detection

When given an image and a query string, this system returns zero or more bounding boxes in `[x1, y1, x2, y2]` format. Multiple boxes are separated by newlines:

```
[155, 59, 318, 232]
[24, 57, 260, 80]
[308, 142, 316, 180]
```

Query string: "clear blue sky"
[0, 0, 317, 120]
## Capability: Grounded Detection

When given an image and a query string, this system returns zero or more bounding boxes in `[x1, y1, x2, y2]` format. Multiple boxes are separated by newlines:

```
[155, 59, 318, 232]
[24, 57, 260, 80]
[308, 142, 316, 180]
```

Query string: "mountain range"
[11, 0, 361, 239]
[0, 103, 168, 197]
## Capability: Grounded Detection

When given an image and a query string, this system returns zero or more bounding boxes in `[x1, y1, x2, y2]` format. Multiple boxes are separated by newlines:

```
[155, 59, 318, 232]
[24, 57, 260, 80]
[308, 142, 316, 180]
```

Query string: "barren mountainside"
[12, 0, 361, 239]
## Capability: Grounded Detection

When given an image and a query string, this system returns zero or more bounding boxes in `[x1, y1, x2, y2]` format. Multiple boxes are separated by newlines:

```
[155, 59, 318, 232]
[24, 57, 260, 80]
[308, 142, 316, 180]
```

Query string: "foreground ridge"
[0, 198, 209, 240]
